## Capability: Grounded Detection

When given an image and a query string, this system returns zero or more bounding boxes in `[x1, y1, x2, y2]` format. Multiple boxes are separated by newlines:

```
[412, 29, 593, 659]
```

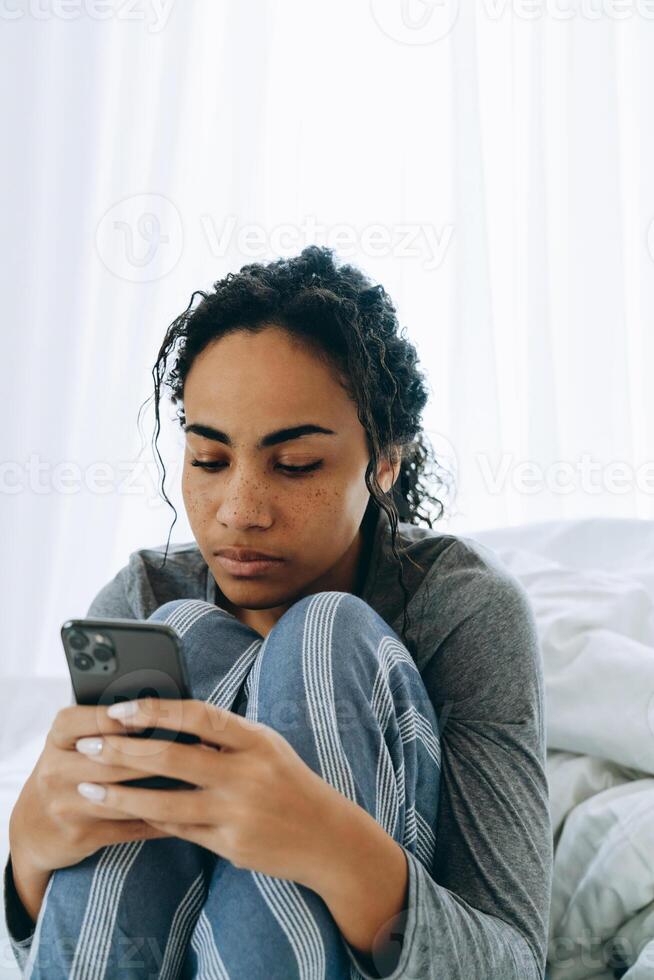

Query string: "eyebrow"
[183, 422, 338, 449]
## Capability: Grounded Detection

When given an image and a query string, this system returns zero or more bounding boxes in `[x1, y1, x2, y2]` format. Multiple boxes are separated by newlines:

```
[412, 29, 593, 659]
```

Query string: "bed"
[471, 517, 654, 980]
[2, 517, 654, 979]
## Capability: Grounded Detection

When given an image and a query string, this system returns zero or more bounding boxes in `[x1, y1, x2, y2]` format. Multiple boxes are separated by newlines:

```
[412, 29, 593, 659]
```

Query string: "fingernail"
[107, 700, 139, 719]
[77, 782, 106, 801]
[76, 737, 103, 755]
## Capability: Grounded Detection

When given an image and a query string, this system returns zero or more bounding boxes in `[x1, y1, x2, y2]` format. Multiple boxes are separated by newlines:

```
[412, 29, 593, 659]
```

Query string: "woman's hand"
[10, 704, 173, 876]
[74, 697, 347, 891]
[8, 703, 176, 924]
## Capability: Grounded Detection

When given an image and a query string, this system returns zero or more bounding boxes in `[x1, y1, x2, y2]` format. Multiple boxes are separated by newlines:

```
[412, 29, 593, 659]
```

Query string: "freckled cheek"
[182, 473, 214, 523]
[290, 484, 344, 528]
[181, 471, 196, 511]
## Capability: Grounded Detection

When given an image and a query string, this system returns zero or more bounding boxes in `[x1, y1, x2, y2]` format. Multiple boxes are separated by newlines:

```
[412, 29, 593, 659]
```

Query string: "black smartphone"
[61, 617, 201, 791]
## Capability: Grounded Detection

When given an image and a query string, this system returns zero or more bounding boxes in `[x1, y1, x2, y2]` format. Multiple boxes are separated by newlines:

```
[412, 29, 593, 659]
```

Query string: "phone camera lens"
[67, 630, 88, 651]
[73, 653, 93, 671]
[93, 644, 113, 663]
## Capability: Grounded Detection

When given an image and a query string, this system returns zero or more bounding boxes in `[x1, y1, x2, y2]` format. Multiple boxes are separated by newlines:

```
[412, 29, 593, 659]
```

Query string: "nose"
[214, 468, 273, 528]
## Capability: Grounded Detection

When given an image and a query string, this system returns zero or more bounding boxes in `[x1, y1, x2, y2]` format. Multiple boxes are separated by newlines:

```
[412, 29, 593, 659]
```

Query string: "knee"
[148, 599, 190, 623]
[147, 598, 215, 626]
[271, 589, 378, 639]
[262, 590, 393, 679]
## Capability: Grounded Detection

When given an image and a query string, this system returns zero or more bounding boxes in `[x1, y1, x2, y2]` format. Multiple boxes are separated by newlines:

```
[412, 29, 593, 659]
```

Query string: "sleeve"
[85, 562, 139, 619]
[3, 852, 37, 970]
[84, 549, 165, 621]
[344, 548, 553, 980]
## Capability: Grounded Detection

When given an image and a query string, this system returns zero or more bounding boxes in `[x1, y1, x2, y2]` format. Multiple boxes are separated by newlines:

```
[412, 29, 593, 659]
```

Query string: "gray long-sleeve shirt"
[4, 505, 553, 978]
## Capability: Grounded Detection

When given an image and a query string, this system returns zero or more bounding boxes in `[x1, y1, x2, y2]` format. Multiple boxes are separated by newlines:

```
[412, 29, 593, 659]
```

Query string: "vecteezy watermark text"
[95, 195, 455, 282]
[370, 0, 654, 47]
[0, 0, 175, 31]
[0, 455, 178, 508]
[200, 214, 454, 271]
[477, 453, 654, 495]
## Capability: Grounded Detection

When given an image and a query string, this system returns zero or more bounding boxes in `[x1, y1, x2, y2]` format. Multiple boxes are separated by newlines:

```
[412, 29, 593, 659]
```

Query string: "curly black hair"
[137, 245, 455, 655]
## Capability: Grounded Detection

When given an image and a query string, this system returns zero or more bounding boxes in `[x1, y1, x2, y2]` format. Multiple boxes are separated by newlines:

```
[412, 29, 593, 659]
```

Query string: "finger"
[74, 734, 224, 789]
[70, 790, 153, 822]
[76, 789, 170, 822]
[92, 806, 154, 822]
[56, 751, 183, 816]
[145, 820, 215, 849]
[77, 783, 211, 824]
[72, 755, 173, 786]
[107, 697, 264, 751]
[58, 740, 167, 784]
[48, 704, 149, 750]
[98, 818, 173, 840]
[53, 770, 171, 821]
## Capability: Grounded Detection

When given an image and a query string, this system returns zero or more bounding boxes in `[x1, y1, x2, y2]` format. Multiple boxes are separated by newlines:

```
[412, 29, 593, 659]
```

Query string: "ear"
[377, 447, 402, 495]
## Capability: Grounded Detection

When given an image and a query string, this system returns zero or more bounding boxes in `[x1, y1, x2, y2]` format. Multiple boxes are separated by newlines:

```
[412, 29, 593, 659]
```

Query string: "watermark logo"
[370, 0, 460, 44]
[95, 193, 183, 283]
[370, 0, 654, 39]
[94, 204, 455, 282]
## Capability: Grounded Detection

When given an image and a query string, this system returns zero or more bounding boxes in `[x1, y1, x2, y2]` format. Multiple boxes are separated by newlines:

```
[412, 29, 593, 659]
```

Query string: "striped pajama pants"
[23, 590, 442, 979]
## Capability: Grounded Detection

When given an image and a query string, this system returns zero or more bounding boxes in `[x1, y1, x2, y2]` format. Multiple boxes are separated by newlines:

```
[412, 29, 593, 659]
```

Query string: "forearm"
[301, 790, 410, 967]
[9, 855, 50, 926]
[297, 789, 545, 980]
[326, 830, 407, 952]
[8, 826, 51, 926]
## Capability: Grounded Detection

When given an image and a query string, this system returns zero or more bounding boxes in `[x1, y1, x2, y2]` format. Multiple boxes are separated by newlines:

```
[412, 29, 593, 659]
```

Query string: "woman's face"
[181, 325, 398, 635]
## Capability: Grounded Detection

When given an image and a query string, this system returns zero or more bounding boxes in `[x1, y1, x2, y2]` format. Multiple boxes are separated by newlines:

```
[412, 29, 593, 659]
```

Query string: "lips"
[215, 548, 282, 562]
[214, 553, 284, 578]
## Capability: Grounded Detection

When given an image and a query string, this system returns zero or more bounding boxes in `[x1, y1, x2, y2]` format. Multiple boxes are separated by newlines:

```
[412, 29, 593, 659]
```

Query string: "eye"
[189, 460, 226, 471]
[190, 460, 323, 476]
[278, 461, 323, 475]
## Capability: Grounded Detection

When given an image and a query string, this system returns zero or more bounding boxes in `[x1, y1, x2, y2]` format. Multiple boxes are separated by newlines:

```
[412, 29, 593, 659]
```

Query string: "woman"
[5, 246, 553, 979]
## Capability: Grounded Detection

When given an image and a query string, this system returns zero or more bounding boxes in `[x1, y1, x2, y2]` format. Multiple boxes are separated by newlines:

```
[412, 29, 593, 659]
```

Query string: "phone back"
[61, 617, 200, 790]
[62, 617, 192, 707]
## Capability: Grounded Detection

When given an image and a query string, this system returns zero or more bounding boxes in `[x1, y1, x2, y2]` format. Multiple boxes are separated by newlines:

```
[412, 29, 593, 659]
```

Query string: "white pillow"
[465, 520, 654, 775]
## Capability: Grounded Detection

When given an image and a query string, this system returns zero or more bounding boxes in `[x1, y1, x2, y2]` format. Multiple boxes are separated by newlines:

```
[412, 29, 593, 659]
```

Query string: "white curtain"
[2, 0, 653, 676]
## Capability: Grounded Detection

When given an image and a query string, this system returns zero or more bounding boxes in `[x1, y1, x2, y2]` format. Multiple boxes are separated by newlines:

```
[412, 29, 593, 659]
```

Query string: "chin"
[215, 573, 281, 600]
